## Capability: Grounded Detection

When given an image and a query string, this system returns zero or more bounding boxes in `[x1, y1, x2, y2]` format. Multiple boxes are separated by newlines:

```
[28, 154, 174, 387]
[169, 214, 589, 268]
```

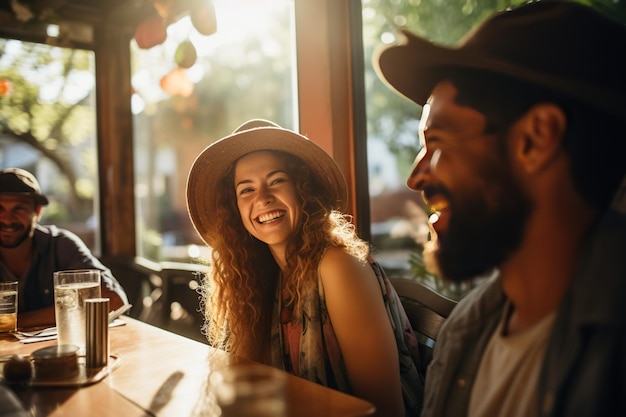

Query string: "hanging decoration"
[174, 40, 197, 68]
[133, 0, 217, 48]
[151, 0, 175, 19]
[132, 0, 218, 95]
[0, 79, 12, 96]
[190, 2, 217, 36]
[159, 67, 194, 97]
[134, 15, 168, 49]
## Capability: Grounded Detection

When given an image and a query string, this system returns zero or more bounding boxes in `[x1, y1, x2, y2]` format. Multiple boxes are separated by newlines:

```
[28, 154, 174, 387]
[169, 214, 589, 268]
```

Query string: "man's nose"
[407, 148, 430, 191]
[0, 210, 13, 222]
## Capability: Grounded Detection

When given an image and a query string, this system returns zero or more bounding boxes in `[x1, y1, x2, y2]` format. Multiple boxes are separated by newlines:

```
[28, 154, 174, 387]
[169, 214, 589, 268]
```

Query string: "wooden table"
[0, 317, 375, 417]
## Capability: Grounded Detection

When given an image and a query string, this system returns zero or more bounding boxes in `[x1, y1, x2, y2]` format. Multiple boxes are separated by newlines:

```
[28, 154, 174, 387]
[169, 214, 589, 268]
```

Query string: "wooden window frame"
[80, 0, 370, 259]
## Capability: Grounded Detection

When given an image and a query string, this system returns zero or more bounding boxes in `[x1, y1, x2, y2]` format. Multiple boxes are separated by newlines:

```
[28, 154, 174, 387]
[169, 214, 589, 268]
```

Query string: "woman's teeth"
[257, 211, 285, 224]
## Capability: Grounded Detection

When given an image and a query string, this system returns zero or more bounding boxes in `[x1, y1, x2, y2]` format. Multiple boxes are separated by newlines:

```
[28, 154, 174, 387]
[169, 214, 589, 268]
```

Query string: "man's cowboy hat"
[186, 119, 348, 246]
[374, 1, 626, 121]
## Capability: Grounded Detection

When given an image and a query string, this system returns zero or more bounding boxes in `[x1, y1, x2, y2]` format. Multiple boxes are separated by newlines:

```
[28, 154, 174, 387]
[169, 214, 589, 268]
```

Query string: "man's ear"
[512, 103, 567, 174]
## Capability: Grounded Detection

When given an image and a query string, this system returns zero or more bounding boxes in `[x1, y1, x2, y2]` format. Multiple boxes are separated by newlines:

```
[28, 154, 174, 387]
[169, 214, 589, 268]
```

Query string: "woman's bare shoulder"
[319, 246, 377, 293]
[320, 246, 368, 273]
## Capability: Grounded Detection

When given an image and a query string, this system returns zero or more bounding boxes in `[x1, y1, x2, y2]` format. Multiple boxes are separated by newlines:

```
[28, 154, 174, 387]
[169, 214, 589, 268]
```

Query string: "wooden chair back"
[390, 277, 457, 373]
[133, 258, 209, 343]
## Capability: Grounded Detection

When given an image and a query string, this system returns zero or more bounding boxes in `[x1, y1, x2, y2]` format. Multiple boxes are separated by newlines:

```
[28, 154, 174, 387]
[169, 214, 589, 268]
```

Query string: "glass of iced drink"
[53, 270, 101, 352]
[212, 363, 287, 417]
[0, 281, 18, 333]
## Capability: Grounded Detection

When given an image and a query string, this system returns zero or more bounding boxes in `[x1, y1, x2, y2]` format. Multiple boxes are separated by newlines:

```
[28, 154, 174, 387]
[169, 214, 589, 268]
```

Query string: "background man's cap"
[374, 0, 626, 121]
[0, 168, 49, 206]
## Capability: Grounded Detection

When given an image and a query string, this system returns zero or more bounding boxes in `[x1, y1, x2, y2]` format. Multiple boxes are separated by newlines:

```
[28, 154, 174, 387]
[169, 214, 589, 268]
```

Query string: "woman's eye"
[237, 187, 253, 196]
[270, 177, 287, 186]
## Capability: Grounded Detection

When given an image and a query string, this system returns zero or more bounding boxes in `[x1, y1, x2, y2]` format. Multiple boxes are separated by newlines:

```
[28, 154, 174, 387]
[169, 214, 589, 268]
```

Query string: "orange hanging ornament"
[159, 67, 194, 97]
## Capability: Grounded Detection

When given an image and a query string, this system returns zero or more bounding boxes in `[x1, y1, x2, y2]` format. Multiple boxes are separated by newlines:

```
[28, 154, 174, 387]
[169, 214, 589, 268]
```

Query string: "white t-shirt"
[468, 304, 556, 417]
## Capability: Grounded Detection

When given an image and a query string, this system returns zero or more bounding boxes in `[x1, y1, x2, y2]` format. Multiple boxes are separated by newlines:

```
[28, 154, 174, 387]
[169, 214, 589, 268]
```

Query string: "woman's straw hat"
[186, 119, 348, 246]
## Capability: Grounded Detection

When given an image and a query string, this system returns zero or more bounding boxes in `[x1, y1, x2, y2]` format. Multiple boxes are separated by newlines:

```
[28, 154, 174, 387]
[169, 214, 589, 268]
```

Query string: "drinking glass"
[212, 363, 287, 417]
[53, 269, 101, 352]
[0, 281, 18, 333]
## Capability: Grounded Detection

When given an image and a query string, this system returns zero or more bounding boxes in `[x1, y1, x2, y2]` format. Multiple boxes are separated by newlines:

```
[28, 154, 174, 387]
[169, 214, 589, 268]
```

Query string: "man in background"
[0, 167, 128, 328]
[375, 1, 625, 416]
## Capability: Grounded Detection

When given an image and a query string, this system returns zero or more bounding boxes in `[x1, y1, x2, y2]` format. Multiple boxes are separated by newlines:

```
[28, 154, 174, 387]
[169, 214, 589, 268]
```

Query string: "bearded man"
[0, 168, 128, 327]
[375, 2, 626, 416]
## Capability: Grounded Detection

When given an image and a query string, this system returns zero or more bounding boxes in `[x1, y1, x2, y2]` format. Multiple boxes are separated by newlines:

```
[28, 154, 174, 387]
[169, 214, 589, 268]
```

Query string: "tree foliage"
[0, 39, 96, 220]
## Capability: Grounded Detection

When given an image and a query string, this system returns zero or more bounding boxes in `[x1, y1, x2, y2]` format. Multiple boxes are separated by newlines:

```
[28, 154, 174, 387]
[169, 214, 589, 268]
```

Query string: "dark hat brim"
[186, 123, 348, 247]
[374, 2, 626, 121]
[0, 192, 49, 206]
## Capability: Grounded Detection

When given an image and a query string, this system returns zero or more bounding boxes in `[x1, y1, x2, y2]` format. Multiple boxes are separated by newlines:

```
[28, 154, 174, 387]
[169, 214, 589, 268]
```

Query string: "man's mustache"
[0, 223, 24, 231]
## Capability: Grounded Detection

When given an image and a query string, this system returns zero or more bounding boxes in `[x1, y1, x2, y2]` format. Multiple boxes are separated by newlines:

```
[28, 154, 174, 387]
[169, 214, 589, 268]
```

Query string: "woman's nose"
[256, 187, 274, 205]
[407, 148, 430, 191]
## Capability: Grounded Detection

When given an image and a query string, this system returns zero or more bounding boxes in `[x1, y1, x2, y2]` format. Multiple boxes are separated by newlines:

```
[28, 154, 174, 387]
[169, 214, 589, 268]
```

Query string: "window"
[0, 38, 99, 251]
[131, 0, 297, 262]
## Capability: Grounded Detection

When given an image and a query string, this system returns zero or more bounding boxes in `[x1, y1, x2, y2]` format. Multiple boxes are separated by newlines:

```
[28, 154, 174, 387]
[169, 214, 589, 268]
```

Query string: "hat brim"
[374, 29, 623, 120]
[1, 192, 49, 206]
[374, 30, 464, 107]
[374, 29, 581, 107]
[186, 125, 348, 247]
[33, 194, 49, 206]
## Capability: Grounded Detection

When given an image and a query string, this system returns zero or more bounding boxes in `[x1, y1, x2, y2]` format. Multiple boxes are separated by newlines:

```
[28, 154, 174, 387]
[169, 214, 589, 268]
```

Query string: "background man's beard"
[428, 180, 531, 283]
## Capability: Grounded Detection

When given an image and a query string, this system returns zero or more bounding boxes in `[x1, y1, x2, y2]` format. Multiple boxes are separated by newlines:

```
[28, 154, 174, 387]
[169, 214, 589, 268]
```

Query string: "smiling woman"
[186, 119, 425, 417]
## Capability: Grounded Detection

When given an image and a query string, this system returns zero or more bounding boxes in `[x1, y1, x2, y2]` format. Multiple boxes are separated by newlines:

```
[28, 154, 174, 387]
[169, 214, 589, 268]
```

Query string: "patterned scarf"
[270, 256, 424, 416]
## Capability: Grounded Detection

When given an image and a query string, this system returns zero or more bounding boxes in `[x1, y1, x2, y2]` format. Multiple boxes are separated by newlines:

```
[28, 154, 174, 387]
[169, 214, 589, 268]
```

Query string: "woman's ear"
[512, 103, 567, 174]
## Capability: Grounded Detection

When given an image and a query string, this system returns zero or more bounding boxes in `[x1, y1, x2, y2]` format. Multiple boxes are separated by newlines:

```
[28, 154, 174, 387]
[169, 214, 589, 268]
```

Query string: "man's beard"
[424, 168, 532, 283]
[0, 222, 34, 249]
